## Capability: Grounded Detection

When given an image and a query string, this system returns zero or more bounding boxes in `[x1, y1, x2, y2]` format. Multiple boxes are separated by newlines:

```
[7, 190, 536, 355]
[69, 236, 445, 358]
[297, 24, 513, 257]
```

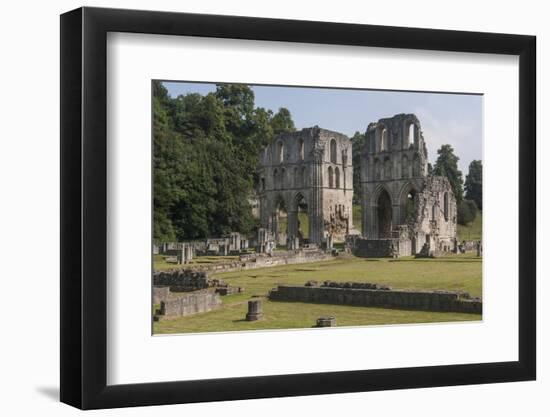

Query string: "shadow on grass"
[389, 258, 481, 263]
[268, 299, 482, 316]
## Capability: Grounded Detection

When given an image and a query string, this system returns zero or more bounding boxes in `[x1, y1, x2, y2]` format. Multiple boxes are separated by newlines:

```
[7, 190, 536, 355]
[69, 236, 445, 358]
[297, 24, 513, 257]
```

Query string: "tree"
[433, 144, 464, 202]
[427, 162, 433, 175]
[214, 83, 255, 119]
[465, 160, 482, 210]
[270, 107, 296, 135]
[457, 199, 478, 225]
[152, 82, 290, 241]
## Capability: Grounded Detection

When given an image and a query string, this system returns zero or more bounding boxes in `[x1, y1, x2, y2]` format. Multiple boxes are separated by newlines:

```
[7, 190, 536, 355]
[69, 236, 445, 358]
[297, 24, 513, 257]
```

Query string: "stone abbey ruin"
[357, 113, 457, 257]
[256, 113, 457, 257]
[153, 114, 476, 323]
[257, 127, 354, 246]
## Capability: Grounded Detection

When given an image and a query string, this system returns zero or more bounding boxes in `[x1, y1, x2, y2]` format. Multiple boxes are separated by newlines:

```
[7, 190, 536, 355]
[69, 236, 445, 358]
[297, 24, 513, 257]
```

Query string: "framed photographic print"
[60, 6, 536, 409]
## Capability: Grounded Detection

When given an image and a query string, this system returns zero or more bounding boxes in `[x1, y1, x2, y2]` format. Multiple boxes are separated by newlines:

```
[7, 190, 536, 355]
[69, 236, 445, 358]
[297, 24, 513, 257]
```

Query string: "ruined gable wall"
[258, 127, 353, 243]
[411, 176, 457, 249]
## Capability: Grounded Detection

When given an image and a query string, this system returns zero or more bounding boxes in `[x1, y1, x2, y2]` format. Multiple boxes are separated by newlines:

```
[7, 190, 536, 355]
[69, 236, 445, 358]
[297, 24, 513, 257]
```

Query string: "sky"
[163, 81, 482, 174]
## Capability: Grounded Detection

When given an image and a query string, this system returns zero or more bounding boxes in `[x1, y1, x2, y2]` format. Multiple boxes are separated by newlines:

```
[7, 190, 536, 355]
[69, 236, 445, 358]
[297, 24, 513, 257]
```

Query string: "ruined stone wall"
[154, 249, 332, 279]
[152, 286, 170, 304]
[359, 114, 457, 253]
[411, 176, 457, 252]
[269, 284, 481, 314]
[153, 270, 209, 291]
[160, 292, 222, 317]
[257, 127, 353, 244]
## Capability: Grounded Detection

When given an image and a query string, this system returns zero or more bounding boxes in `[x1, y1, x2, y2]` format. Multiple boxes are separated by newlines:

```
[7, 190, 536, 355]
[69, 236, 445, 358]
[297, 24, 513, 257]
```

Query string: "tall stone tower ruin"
[358, 114, 457, 256]
[257, 127, 353, 246]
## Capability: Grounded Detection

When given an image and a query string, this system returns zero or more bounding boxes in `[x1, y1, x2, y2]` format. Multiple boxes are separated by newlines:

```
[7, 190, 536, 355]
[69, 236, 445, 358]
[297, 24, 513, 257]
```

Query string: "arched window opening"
[301, 166, 307, 186]
[277, 140, 284, 163]
[299, 138, 305, 161]
[328, 166, 334, 188]
[381, 128, 388, 151]
[281, 168, 286, 189]
[330, 139, 337, 164]
[443, 192, 449, 221]
[431, 204, 436, 220]
[294, 193, 309, 243]
[408, 123, 415, 147]
[273, 169, 279, 190]
[293, 167, 299, 187]
[405, 190, 417, 222]
[377, 189, 392, 238]
[335, 167, 340, 188]
[274, 198, 288, 246]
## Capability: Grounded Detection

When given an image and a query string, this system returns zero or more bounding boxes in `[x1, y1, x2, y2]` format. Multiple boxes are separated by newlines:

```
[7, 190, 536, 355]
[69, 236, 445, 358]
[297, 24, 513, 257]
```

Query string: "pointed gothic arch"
[398, 182, 419, 224]
[328, 166, 334, 188]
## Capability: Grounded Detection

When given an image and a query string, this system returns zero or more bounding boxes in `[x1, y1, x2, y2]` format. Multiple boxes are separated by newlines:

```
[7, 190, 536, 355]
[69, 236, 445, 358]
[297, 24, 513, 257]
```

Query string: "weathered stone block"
[160, 292, 222, 317]
[246, 299, 263, 321]
[316, 316, 337, 327]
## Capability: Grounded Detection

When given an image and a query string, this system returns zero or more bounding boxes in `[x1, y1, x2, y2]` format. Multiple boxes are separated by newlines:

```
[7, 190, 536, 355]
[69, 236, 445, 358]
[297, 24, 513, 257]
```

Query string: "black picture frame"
[60, 6, 536, 410]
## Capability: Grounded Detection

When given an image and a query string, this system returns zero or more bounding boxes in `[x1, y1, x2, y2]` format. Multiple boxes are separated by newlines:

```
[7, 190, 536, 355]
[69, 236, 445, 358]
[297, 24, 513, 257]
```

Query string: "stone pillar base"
[316, 316, 337, 327]
[246, 299, 263, 321]
[245, 312, 264, 321]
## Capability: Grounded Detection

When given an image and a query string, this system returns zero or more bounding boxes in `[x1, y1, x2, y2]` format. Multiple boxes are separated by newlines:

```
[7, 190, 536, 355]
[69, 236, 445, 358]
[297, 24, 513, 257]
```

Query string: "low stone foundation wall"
[160, 292, 222, 317]
[269, 284, 481, 314]
[158, 249, 332, 275]
[152, 286, 170, 304]
[351, 238, 411, 258]
[153, 270, 209, 291]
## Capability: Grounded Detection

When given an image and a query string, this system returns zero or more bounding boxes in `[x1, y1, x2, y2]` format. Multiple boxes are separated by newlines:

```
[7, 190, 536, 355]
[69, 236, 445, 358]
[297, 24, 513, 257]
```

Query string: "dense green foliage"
[432, 145, 482, 226]
[153, 81, 295, 241]
[465, 160, 483, 210]
[457, 208, 482, 241]
[433, 144, 464, 203]
[457, 199, 478, 225]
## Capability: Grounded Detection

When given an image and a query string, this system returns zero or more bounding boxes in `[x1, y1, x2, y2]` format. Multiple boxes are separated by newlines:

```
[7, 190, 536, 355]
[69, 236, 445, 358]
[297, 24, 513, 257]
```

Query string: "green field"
[458, 210, 483, 241]
[154, 253, 482, 334]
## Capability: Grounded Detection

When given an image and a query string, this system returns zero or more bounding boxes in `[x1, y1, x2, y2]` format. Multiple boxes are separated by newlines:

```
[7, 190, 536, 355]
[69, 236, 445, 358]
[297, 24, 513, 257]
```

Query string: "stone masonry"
[357, 114, 457, 256]
[269, 283, 481, 314]
[160, 292, 222, 317]
[257, 127, 353, 245]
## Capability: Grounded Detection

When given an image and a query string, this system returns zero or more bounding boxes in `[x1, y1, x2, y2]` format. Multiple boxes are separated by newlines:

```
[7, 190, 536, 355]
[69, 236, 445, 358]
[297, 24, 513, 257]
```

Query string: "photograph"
[151, 81, 484, 334]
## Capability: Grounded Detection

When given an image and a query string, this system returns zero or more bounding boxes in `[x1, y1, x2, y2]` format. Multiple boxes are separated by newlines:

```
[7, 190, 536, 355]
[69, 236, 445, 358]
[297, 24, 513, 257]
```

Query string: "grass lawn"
[458, 210, 483, 241]
[154, 253, 482, 334]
